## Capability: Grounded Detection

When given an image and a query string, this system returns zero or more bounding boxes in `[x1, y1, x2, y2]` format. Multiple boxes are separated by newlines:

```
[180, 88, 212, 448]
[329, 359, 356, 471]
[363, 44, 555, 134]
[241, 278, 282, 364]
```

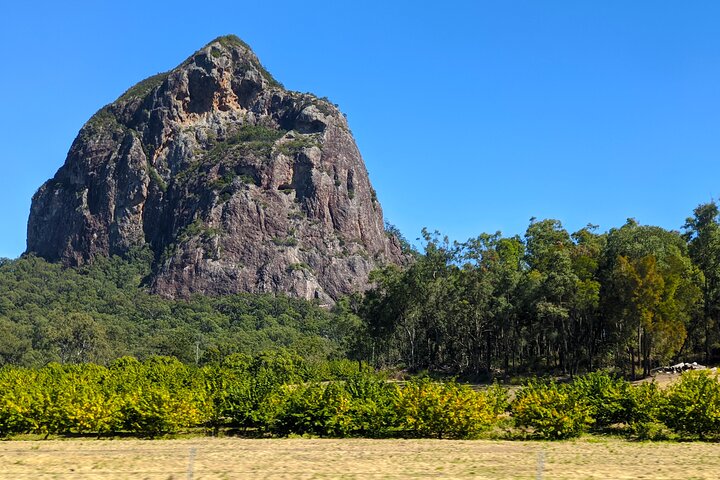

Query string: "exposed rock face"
[27, 35, 402, 302]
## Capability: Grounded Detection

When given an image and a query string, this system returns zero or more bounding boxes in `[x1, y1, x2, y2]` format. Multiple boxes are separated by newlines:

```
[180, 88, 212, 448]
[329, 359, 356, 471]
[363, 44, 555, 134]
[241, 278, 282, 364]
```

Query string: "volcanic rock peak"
[27, 35, 403, 302]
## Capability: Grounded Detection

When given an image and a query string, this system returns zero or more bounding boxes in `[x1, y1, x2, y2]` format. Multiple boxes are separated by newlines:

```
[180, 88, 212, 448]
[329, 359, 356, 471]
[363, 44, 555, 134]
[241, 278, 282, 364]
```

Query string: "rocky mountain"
[27, 35, 403, 303]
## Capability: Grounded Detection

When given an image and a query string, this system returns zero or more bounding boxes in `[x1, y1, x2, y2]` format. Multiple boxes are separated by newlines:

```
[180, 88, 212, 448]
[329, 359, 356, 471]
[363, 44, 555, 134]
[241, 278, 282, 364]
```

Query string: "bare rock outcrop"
[27, 35, 403, 302]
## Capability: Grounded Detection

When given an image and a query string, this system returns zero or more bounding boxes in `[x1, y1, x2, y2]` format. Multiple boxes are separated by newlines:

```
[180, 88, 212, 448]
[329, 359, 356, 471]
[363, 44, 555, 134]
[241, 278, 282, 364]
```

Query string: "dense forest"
[0, 249, 360, 366]
[2, 201, 720, 379]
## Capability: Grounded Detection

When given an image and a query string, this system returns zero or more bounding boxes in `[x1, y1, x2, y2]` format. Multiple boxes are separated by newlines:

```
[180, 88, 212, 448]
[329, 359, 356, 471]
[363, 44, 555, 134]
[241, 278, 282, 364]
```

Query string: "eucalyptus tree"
[522, 219, 578, 372]
[567, 225, 605, 373]
[360, 229, 456, 371]
[683, 201, 720, 358]
[453, 232, 524, 376]
[600, 220, 701, 377]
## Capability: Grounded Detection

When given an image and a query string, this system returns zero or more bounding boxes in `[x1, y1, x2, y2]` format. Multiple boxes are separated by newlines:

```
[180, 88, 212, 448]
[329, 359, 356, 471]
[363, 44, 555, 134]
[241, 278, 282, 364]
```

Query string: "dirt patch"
[0, 437, 718, 479]
[632, 372, 688, 389]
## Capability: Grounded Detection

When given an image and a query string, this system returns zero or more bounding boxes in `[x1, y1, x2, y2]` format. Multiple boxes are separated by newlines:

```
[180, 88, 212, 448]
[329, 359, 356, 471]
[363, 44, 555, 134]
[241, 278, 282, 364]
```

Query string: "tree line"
[361, 202, 720, 378]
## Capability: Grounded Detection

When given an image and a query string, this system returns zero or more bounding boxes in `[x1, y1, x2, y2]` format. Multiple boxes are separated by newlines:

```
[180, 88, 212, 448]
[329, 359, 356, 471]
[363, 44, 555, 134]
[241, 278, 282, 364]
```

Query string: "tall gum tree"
[683, 201, 720, 359]
[600, 220, 701, 378]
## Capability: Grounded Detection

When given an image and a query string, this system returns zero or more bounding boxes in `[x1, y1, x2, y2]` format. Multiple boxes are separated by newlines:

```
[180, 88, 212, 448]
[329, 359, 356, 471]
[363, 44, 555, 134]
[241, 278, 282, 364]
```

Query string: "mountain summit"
[27, 35, 402, 302]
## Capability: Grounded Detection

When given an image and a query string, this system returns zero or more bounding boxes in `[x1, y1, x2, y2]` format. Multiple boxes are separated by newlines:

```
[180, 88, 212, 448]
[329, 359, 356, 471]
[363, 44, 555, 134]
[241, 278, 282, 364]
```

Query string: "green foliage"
[3, 358, 720, 440]
[239, 174, 257, 185]
[662, 370, 720, 438]
[568, 371, 667, 438]
[44, 364, 124, 435]
[0, 254, 359, 366]
[287, 263, 310, 272]
[147, 163, 168, 192]
[272, 236, 298, 247]
[571, 371, 635, 430]
[277, 135, 319, 156]
[363, 212, 709, 381]
[44, 312, 109, 364]
[683, 201, 720, 358]
[267, 383, 354, 437]
[384, 222, 418, 257]
[210, 172, 235, 191]
[0, 356, 505, 439]
[82, 108, 126, 138]
[121, 386, 205, 437]
[339, 372, 398, 436]
[202, 125, 286, 165]
[600, 219, 702, 377]
[0, 367, 40, 435]
[395, 378, 506, 439]
[118, 72, 169, 102]
[224, 350, 305, 430]
[214, 34, 251, 50]
[512, 380, 593, 439]
[262, 373, 505, 439]
[232, 125, 286, 143]
[626, 381, 667, 439]
[0, 358, 210, 437]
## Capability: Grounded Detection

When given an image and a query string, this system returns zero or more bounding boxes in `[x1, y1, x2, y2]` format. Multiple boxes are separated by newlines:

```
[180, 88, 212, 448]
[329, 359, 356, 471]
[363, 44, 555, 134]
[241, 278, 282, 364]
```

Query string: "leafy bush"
[571, 371, 635, 430]
[2, 355, 391, 438]
[107, 358, 205, 436]
[268, 383, 352, 437]
[512, 380, 593, 439]
[224, 351, 305, 430]
[44, 364, 124, 435]
[14, 355, 720, 441]
[256, 370, 396, 437]
[201, 363, 239, 434]
[232, 125, 285, 143]
[395, 378, 506, 439]
[122, 387, 205, 437]
[622, 381, 667, 438]
[336, 372, 398, 436]
[0, 367, 40, 435]
[662, 370, 720, 439]
[1, 364, 127, 437]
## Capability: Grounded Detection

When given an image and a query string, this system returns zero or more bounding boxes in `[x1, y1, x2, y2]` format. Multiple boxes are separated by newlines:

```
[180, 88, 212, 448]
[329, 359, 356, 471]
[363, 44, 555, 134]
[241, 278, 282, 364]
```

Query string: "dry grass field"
[0, 437, 718, 479]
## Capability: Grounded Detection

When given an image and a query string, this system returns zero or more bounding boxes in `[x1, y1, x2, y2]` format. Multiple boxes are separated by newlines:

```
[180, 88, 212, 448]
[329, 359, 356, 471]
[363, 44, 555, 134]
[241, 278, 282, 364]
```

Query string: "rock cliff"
[27, 35, 402, 302]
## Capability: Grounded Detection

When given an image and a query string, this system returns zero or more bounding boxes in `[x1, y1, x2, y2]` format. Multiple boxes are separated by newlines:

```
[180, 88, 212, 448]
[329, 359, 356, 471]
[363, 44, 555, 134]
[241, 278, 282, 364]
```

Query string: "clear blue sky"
[1, 1, 719, 258]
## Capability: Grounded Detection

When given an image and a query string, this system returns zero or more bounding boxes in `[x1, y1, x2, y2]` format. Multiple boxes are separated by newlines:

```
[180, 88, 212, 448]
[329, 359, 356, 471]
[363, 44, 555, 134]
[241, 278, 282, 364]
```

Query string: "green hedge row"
[512, 370, 720, 439]
[1, 357, 719, 440]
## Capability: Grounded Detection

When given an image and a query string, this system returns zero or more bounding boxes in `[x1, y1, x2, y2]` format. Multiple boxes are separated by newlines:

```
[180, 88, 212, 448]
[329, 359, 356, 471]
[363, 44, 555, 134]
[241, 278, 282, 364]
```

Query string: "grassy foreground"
[0, 437, 718, 479]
